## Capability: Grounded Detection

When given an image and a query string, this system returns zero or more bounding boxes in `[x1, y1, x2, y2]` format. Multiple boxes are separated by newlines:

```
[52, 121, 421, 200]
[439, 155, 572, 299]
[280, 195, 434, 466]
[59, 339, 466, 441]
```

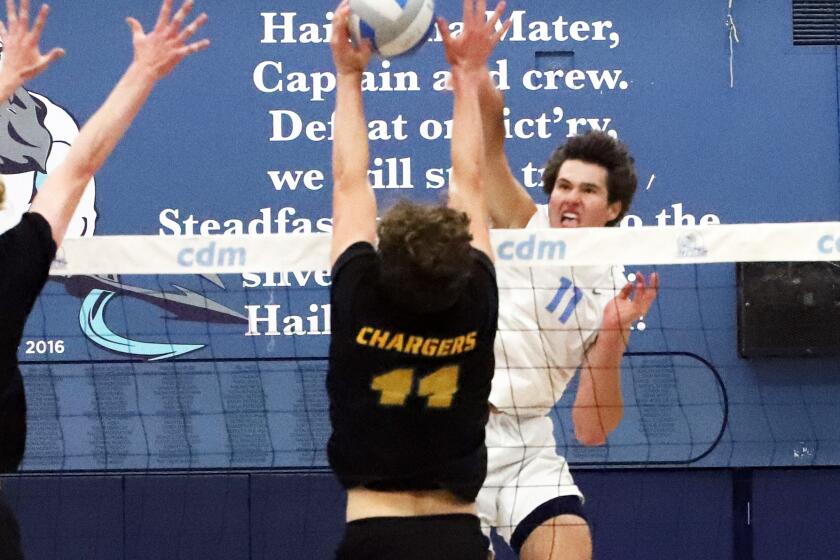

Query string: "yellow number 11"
[371, 366, 460, 409]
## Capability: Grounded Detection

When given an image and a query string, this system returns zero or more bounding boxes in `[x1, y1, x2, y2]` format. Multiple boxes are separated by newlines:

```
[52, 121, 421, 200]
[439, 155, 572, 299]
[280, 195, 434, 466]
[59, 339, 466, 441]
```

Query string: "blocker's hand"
[437, 0, 511, 73]
[126, 0, 209, 81]
[0, 0, 64, 87]
[330, 0, 372, 76]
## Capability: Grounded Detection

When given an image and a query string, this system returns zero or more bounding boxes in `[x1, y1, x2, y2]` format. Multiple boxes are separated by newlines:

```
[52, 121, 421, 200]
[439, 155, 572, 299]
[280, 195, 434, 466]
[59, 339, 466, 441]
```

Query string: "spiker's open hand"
[604, 272, 660, 333]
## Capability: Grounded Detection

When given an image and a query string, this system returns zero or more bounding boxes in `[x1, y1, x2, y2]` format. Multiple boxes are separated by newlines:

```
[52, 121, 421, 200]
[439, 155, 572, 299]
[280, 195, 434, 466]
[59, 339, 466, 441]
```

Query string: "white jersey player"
[492, 205, 629, 417]
[476, 72, 659, 559]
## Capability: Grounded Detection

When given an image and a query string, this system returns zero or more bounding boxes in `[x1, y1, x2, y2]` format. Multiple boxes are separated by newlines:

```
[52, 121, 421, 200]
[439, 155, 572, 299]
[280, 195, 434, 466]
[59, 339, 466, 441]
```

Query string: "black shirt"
[327, 242, 498, 502]
[0, 213, 56, 473]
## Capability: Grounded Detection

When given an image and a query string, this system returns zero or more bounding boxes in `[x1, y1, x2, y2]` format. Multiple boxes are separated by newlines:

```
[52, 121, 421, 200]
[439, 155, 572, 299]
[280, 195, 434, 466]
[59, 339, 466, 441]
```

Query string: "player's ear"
[606, 200, 621, 222]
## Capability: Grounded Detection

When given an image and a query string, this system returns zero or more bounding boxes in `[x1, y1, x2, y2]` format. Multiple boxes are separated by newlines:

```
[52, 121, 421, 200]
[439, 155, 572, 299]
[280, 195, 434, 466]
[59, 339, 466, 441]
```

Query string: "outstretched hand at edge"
[126, 0, 209, 81]
[437, 0, 511, 73]
[0, 0, 64, 88]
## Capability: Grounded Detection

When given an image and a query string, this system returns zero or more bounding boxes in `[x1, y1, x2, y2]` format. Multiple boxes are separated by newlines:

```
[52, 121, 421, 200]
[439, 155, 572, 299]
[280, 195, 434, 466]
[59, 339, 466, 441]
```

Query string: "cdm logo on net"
[177, 242, 247, 267]
[817, 234, 840, 255]
[497, 234, 566, 262]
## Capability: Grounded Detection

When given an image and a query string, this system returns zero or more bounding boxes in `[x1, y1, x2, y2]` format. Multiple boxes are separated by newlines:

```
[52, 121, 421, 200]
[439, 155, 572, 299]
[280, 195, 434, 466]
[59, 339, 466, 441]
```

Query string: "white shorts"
[477, 412, 584, 545]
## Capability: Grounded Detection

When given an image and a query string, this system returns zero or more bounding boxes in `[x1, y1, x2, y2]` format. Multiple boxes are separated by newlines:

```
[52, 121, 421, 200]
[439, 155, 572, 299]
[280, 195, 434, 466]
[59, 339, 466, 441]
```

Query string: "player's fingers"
[332, 4, 350, 29]
[19, 45, 59, 77]
[492, 18, 512, 45]
[633, 271, 648, 298]
[463, 0, 472, 25]
[335, 0, 350, 23]
[6, 0, 18, 29]
[177, 12, 206, 43]
[18, 0, 28, 27]
[486, 1, 504, 30]
[642, 273, 660, 307]
[436, 17, 451, 45]
[476, 0, 487, 25]
[651, 272, 660, 289]
[170, 0, 194, 32]
[154, 0, 173, 32]
[28, 3, 48, 42]
[331, 5, 351, 44]
[636, 270, 646, 287]
[0, 20, 8, 40]
[644, 272, 659, 294]
[126, 17, 144, 37]
[617, 281, 633, 300]
[179, 37, 209, 56]
[43, 45, 62, 63]
[635, 275, 659, 311]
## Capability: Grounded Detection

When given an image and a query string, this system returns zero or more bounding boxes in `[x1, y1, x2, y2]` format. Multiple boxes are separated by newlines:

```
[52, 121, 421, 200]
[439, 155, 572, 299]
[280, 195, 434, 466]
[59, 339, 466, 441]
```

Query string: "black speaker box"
[737, 262, 840, 357]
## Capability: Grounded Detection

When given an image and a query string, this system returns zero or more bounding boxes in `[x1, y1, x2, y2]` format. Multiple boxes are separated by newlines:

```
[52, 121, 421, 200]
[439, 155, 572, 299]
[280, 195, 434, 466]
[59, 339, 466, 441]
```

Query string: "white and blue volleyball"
[348, 0, 436, 58]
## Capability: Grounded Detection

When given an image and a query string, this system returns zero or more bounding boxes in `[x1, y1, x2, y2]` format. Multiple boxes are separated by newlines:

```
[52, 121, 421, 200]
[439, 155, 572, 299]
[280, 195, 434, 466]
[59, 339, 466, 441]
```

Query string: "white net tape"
[51, 222, 840, 276]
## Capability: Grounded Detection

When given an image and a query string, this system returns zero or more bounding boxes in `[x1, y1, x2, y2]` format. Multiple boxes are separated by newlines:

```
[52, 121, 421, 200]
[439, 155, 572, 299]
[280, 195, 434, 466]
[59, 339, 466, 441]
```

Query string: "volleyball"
[348, 0, 436, 58]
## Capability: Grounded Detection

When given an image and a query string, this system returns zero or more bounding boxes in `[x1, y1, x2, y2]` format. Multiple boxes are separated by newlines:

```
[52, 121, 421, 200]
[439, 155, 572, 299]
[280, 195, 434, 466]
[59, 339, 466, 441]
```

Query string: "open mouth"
[560, 212, 580, 226]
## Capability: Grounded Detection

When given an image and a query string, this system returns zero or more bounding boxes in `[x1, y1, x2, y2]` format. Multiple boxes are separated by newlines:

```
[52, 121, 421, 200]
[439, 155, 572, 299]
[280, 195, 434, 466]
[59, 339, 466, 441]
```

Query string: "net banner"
[53, 222, 840, 275]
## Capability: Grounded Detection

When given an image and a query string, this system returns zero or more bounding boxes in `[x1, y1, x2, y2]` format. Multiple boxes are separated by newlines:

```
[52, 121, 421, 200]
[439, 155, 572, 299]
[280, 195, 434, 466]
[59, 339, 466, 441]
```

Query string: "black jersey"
[327, 242, 498, 502]
[0, 213, 56, 473]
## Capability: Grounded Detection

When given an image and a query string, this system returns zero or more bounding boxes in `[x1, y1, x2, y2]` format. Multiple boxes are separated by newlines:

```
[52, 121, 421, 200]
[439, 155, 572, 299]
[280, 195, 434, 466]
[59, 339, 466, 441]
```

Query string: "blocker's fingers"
[437, 16, 452, 45]
[617, 281, 633, 300]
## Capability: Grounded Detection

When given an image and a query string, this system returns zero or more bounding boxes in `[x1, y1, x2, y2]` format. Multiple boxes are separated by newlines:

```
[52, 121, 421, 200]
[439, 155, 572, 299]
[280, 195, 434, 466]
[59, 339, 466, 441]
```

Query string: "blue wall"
[13, 0, 839, 473]
[4, 0, 840, 557]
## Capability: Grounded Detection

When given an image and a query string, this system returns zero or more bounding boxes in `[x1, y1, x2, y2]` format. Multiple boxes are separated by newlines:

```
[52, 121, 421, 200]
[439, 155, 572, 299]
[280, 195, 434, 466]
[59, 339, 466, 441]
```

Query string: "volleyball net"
[17, 221, 840, 472]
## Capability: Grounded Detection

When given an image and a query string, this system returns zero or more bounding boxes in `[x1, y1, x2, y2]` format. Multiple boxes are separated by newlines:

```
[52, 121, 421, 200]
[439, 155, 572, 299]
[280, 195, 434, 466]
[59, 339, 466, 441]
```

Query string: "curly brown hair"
[377, 199, 474, 312]
[0, 176, 5, 209]
[542, 131, 637, 227]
